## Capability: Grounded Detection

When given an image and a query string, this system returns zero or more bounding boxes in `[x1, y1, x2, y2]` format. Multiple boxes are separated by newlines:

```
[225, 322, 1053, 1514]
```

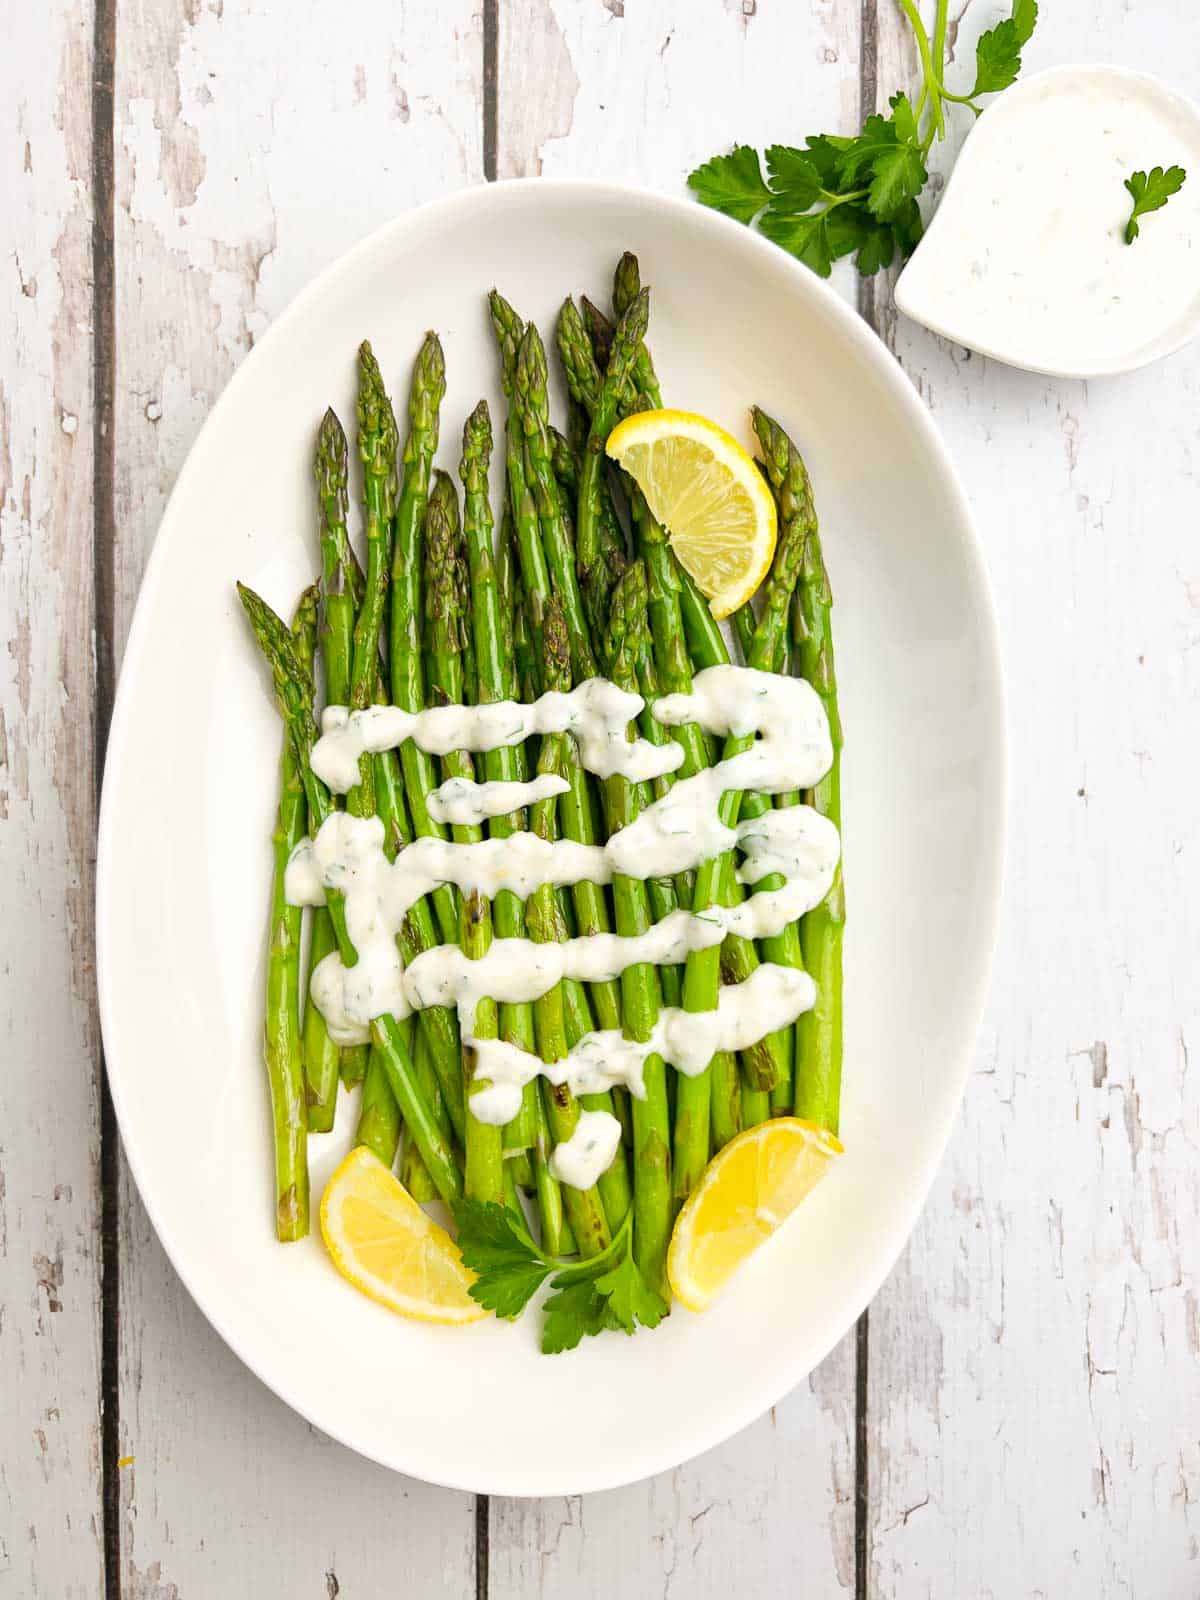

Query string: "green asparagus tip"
[429, 465, 459, 525]
[424, 475, 455, 568]
[613, 251, 643, 318]
[603, 288, 651, 390]
[751, 406, 819, 592]
[488, 289, 522, 339]
[556, 298, 602, 415]
[315, 407, 349, 514]
[541, 596, 571, 695]
[580, 296, 614, 368]
[291, 584, 320, 668]
[317, 406, 347, 463]
[416, 329, 446, 391]
[357, 341, 397, 479]
[750, 405, 787, 477]
[237, 581, 306, 701]
[515, 322, 550, 415]
[488, 291, 524, 393]
[602, 559, 647, 680]
[460, 399, 493, 490]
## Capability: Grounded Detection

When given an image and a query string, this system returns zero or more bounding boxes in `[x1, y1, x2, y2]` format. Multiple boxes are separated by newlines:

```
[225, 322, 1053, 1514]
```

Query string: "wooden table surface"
[5, 2, 1198, 1594]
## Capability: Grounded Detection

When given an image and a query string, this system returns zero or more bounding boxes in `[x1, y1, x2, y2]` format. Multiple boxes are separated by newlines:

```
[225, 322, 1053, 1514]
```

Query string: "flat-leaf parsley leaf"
[970, 0, 1038, 96]
[453, 1199, 666, 1353]
[688, 144, 773, 226]
[1123, 164, 1187, 244]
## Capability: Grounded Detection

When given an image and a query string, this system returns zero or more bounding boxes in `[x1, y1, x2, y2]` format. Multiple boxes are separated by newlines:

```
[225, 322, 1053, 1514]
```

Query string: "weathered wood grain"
[490, 5, 860, 1593]
[110, 2, 483, 1591]
[0, 3, 105, 1595]
[866, 6, 1200, 1594]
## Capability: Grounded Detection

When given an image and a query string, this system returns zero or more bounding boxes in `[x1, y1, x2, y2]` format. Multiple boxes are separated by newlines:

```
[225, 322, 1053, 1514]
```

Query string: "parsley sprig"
[1123, 165, 1187, 245]
[453, 1199, 666, 1354]
[688, 0, 1037, 278]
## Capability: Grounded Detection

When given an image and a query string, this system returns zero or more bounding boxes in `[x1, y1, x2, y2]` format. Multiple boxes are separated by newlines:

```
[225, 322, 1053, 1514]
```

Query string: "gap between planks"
[92, 0, 120, 1597]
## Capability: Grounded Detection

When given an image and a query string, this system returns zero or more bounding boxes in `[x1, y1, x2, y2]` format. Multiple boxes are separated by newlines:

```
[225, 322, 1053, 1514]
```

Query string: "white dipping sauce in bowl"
[895, 65, 1200, 377]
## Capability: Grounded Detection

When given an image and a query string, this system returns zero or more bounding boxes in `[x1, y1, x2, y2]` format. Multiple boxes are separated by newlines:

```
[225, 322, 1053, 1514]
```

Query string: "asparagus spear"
[339, 346, 412, 1166]
[238, 584, 463, 1204]
[513, 323, 598, 681]
[526, 600, 613, 1259]
[388, 335, 458, 938]
[548, 424, 578, 494]
[580, 294, 615, 371]
[459, 399, 540, 1170]
[530, 586, 633, 1228]
[382, 335, 473, 1144]
[308, 409, 367, 1101]
[730, 601, 757, 665]
[262, 591, 315, 1240]
[598, 564, 673, 1295]
[401, 1026, 440, 1202]
[753, 407, 845, 1133]
[489, 290, 548, 683]
[570, 287, 649, 577]
[530, 1086, 571, 1256]
[611, 252, 661, 409]
[505, 514, 540, 704]
[425, 466, 506, 1205]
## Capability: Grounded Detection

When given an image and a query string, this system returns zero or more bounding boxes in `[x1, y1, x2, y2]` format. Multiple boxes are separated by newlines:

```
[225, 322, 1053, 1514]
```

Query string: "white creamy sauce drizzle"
[310, 678, 683, 793]
[895, 68, 1200, 373]
[548, 1110, 625, 1191]
[308, 950, 373, 1047]
[288, 666, 840, 1187]
[426, 772, 569, 826]
[468, 962, 818, 1128]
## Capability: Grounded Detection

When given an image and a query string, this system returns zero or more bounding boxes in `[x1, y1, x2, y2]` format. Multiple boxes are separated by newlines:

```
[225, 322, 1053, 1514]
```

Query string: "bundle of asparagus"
[239, 253, 843, 1348]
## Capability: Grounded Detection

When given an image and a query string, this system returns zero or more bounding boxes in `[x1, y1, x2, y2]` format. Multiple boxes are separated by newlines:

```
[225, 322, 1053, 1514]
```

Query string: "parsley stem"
[930, 0, 949, 85]
[818, 186, 869, 209]
[920, 0, 980, 112]
[897, 0, 945, 144]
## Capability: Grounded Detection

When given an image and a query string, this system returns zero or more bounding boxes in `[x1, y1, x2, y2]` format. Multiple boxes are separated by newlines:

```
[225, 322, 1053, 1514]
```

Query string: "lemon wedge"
[606, 408, 777, 618]
[667, 1118, 842, 1311]
[319, 1147, 485, 1325]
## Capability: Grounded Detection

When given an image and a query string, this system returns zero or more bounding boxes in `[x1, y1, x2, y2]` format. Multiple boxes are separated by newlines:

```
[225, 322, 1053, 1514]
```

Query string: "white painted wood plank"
[490, 1357, 857, 1599]
[111, 2, 483, 1590]
[498, 0, 863, 194]
[0, 3, 105, 1595]
[866, 6, 1200, 1594]
[491, 5, 859, 1593]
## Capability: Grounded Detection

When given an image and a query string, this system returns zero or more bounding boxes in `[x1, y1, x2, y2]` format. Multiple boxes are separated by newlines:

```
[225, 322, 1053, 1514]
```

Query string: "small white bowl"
[895, 64, 1200, 379]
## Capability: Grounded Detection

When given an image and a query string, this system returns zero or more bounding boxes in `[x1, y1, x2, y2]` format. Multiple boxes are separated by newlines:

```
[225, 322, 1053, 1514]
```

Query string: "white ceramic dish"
[97, 180, 1005, 1496]
[894, 65, 1200, 379]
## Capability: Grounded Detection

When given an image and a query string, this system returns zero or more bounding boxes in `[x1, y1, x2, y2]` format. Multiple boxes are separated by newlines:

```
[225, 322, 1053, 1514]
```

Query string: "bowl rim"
[893, 62, 1200, 379]
[96, 176, 1008, 1495]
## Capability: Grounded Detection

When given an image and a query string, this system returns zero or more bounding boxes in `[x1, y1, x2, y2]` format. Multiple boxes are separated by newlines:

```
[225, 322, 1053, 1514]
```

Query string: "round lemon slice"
[319, 1147, 486, 1325]
[606, 408, 777, 618]
[667, 1117, 842, 1312]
